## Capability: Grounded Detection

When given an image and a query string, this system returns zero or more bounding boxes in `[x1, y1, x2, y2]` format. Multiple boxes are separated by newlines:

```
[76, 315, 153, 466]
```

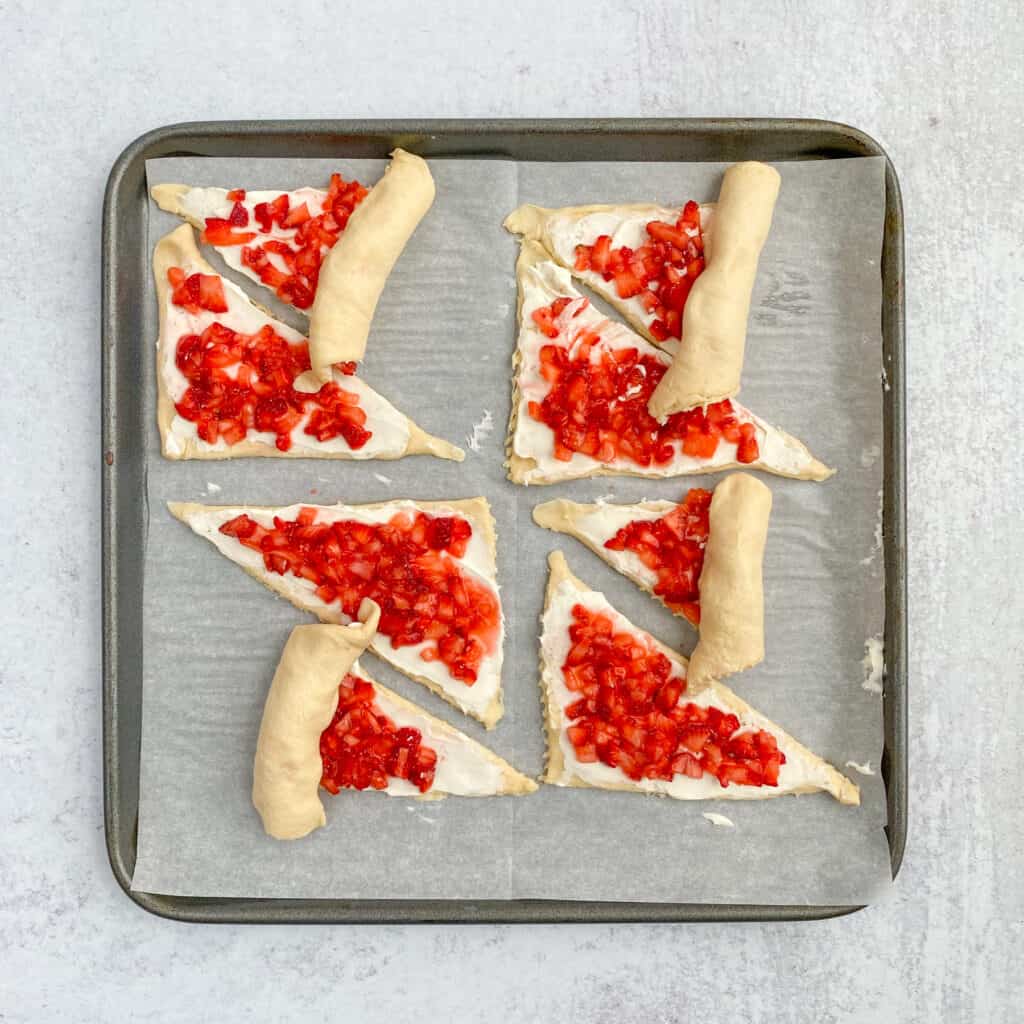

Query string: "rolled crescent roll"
[252, 600, 380, 840]
[309, 148, 435, 379]
[687, 473, 772, 686]
[648, 162, 781, 419]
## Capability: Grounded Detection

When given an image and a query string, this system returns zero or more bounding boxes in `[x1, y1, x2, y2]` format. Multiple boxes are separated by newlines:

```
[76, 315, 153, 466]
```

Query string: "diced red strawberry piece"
[253, 202, 273, 233]
[201, 219, 257, 246]
[589, 235, 612, 274]
[531, 306, 560, 338]
[613, 269, 644, 298]
[646, 220, 691, 249]
[736, 421, 760, 464]
[226, 188, 246, 202]
[197, 275, 228, 313]
[283, 202, 311, 228]
[680, 200, 701, 228]
[228, 201, 249, 227]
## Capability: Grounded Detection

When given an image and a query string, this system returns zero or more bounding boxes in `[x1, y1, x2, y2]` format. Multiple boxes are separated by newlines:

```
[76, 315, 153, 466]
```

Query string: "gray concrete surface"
[2, 1, 1021, 1020]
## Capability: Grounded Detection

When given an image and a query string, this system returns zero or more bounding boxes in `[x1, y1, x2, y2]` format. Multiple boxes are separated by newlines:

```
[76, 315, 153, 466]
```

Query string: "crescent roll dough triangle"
[533, 473, 771, 684]
[539, 552, 859, 805]
[153, 224, 461, 462]
[256, 619, 534, 840]
[506, 240, 831, 485]
[168, 498, 504, 728]
[505, 162, 781, 415]
[152, 149, 434, 379]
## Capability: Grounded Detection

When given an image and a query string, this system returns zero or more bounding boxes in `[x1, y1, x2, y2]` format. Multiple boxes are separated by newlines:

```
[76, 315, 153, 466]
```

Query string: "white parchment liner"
[131, 154, 889, 904]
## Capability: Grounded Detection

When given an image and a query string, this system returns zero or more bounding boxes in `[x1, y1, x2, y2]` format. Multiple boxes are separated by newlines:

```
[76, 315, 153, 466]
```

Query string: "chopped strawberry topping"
[218, 509, 500, 684]
[604, 489, 711, 624]
[562, 604, 785, 787]
[320, 674, 438, 793]
[573, 200, 705, 341]
[526, 298, 758, 467]
[168, 266, 372, 452]
[200, 218, 257, 247]
[167, 267, 228, 314]
[203, 174, 368, 309]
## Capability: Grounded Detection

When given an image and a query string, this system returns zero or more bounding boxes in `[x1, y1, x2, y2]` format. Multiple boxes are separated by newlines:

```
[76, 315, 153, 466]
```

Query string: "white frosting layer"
[346, 666, 505, 797]
[175, 185, 330, 289]
[541, 579, 838, 799]
[182, 503, 504, 718]
[159, 256, 411, 457]
[512, 261, 813, 482]
[544, 203, 714, 331]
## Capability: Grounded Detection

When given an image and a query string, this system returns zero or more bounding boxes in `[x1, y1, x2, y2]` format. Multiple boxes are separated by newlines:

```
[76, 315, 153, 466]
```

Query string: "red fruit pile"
[562, 604, 785, 788]
[200, 175, 368, 309]
[169, 267, 371, 452]
[320, 674, 438, 793]
[219, 508, 500, 684]
[604, 489, 712, 624]
[526, 298, 759, 467]
[573, 200, 705, 341]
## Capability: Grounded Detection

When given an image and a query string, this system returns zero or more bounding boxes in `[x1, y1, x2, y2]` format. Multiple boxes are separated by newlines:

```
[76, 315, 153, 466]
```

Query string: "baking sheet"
[131, 154, 890, 904]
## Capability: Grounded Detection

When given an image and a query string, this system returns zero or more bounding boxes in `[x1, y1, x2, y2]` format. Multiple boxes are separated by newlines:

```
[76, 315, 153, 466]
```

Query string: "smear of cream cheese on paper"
[702, 812, 736, 828]
[862, 637, 884, 693]
[466, 410, 494, 452]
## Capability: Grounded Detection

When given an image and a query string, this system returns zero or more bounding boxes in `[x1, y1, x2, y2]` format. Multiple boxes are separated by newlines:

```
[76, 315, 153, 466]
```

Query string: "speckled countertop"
[2, 2, 1021, 1021]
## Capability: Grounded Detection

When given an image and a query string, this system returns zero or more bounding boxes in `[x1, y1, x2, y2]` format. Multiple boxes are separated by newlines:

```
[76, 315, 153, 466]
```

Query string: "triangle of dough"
[505, 199, 715, 346]
[154, 224, 461, 462]
[538, 551, 859, 804]
[506, 241, 831, 484]
[168, 497, 504, 728]
[534, 473, 771, 684]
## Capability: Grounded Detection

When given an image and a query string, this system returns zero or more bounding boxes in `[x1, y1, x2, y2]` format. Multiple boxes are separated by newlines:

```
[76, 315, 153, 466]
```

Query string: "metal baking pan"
[102, 118, 906, 923]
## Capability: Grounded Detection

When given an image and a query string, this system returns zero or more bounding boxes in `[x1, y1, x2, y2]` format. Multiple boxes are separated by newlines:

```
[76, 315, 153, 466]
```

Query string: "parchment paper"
[131, 154, 890, 904]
